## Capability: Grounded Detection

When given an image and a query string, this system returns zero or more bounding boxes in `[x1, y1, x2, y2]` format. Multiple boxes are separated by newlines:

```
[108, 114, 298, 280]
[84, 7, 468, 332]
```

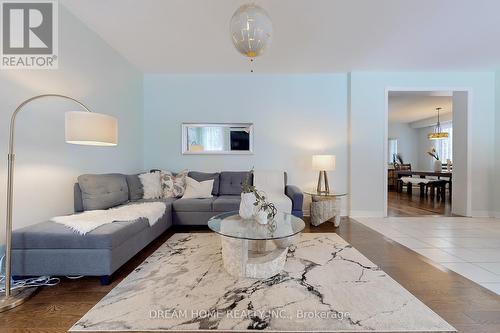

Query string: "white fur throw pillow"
[182, 177, 214, 199]
[139, 172, 162, 199]
[160, 170, 188, 198]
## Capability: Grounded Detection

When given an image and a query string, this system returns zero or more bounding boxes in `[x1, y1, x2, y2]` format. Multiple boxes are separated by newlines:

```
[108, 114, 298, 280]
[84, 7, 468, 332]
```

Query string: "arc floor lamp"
[0, 94, 118, 312]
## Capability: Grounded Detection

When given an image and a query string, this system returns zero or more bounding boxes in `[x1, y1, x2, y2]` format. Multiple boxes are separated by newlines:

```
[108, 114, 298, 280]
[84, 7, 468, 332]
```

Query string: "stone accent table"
[305, 191, 347, 227]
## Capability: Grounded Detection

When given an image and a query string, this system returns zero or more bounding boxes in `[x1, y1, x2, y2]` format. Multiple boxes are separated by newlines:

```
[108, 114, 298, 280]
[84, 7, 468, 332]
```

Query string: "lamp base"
[0, 287, 38, 312]
[316, 170, 330, 194]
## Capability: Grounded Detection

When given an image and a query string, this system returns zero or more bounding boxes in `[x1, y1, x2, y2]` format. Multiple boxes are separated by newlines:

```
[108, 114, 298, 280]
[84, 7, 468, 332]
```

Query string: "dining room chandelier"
[428, 107, 449, 140]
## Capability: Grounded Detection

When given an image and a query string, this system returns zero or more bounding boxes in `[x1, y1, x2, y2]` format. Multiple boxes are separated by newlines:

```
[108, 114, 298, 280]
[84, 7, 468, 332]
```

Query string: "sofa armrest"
[285, 185, 303, 212]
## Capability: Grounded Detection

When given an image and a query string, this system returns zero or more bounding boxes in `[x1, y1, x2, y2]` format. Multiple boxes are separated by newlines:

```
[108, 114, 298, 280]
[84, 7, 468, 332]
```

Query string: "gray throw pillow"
[77, 174, 129, 211]
[126, 174, 144, 201]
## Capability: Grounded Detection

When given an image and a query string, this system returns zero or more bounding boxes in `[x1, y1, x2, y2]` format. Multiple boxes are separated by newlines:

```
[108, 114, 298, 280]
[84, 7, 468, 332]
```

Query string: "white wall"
[143, 74, 349, 214]
[452, 91, 470, 216]
[388, 122, 419, 166]
[0, 6, 144, 243]
[349, 72, 495, 217]
[416, 126, 437, 171]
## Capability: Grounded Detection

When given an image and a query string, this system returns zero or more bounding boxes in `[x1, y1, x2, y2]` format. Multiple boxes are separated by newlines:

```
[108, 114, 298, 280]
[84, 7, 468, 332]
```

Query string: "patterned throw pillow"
[160, 170, 188, 198]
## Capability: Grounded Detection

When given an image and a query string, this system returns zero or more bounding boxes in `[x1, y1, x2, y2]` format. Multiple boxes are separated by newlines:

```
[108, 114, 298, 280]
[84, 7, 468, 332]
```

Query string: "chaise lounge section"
[12, 170, 303, 283]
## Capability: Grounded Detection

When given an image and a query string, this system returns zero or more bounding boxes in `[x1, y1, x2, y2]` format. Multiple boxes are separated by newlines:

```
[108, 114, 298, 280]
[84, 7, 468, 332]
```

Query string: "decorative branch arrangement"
[241, 168, 278, 221]
[392, 153, 404, 165]
[427, 147, 440, 161]
[253, 191, 278, 220]
[242, 168, 256, 193]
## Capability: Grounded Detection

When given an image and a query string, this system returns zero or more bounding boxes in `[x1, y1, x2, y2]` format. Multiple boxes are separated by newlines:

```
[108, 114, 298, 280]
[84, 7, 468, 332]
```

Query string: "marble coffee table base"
[220, 237, 291, 279]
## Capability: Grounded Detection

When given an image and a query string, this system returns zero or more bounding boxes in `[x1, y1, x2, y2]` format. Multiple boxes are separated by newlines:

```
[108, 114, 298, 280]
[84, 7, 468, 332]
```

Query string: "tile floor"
[354, 217, 500, 295]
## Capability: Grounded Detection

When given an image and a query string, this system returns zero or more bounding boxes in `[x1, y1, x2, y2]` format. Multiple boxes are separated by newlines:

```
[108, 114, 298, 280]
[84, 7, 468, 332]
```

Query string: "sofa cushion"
[78, 174, 129, 211]
[219, 171, 251, 195]
[13, 219, 148, 250]
[213, 195, 241, 212]
[188, 171, 220, 195]
[74, 183, 84, 213]
[13, 198, 175, 250]
[173, 198, 215, 212]
[126, 174, 144, 201]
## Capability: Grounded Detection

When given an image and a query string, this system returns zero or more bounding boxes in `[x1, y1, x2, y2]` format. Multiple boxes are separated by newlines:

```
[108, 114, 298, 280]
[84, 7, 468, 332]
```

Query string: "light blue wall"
[495, 72, 500, 217]
[350, 72, 495, 216]
[144, 74, 349, 212]
[0, 6, 144, 241]
[145, 72, 496, 216]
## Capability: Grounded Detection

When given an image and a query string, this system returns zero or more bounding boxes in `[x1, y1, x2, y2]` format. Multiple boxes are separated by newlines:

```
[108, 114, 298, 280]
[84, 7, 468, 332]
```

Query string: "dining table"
[395, 170, 452, 201]
[396, 170, 452, 179]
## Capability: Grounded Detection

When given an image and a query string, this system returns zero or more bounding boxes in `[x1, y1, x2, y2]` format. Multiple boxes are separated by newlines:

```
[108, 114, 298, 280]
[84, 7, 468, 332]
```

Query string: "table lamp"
[312, 155, 336, 194]
[1, 94, 118, 312]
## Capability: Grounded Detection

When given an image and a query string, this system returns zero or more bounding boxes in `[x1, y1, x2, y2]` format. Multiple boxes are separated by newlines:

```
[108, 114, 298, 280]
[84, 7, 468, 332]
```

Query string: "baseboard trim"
[303, 208, 349, 217]
[470, 210, 495, 218]
[349, 210, 385, 218]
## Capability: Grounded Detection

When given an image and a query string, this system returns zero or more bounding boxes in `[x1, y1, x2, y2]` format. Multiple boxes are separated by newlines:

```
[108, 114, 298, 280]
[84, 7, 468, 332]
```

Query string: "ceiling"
[62, 0, 500, 73]
[388, 92, 452, 123]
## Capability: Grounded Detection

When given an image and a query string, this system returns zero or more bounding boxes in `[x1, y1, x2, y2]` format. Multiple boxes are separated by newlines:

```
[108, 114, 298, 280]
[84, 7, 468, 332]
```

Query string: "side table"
[304, 191, 347, 227]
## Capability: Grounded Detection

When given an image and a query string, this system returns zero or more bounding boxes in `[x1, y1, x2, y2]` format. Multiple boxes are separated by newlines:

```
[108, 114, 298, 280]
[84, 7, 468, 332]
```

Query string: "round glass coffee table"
[208, 211, 305, 279]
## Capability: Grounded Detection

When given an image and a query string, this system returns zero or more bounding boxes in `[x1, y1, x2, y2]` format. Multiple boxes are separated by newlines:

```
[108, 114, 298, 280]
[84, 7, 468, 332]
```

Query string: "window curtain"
[434, 123, 453, 162]
[388, 139, 398, 163]
[202, 127, 224, 151]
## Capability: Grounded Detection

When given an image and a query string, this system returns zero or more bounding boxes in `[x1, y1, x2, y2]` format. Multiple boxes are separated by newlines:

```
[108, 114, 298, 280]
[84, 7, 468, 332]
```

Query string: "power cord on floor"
[0, 255, 61, 292]
[0, 275, 60, 293]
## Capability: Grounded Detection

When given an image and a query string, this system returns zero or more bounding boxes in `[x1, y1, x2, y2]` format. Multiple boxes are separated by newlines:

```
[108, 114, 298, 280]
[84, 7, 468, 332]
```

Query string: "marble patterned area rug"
[71, 233, 455, 333]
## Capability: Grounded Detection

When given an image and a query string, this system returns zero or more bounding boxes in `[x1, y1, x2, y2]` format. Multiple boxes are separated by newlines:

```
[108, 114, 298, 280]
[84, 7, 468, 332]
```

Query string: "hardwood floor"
[388, 190, 452, 217]
[1, 218, 499, 333]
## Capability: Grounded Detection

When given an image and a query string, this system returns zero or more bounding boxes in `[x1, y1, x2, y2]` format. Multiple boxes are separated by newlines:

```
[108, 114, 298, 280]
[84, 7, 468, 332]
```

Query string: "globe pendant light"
[428, 107, 449, 140]
[230, 4, 273, 59]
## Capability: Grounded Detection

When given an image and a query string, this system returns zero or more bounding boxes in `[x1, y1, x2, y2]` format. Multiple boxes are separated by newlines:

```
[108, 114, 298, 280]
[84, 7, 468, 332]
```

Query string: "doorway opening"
[384, 90, 470, 217]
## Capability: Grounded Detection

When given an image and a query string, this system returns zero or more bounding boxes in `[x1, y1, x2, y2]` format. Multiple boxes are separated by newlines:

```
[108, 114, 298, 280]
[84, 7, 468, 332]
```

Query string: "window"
[201, 126, 224, 151]
[434, 124, 452, 162]
[187, 126, 225, 151]
[388, 138, 398, 163]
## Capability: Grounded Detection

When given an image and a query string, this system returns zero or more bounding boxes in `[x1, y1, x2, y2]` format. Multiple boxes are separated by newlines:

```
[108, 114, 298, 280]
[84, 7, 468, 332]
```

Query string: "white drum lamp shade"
[65, 111, 118, 146]
[312, 155, 336, 171]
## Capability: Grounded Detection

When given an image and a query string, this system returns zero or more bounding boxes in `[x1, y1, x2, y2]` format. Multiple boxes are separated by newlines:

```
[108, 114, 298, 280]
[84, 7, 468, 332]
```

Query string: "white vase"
[256, 210, 269, 225]
[434, 160, 442, 172]
[239, 192, 256, 219]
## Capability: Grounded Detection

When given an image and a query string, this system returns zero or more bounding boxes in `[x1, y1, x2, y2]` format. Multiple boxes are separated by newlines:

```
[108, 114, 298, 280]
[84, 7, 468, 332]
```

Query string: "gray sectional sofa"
[12, 171, 303, 284]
